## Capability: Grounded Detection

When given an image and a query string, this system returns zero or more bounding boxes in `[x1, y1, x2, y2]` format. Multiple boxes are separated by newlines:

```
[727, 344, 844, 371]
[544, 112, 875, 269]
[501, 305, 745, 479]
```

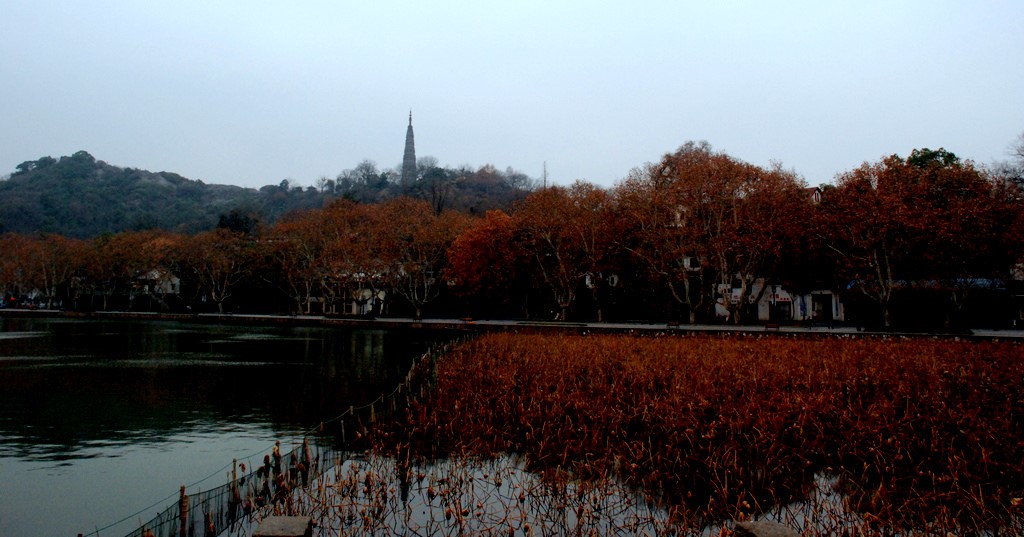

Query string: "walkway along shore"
[3, 308, 1024, 340]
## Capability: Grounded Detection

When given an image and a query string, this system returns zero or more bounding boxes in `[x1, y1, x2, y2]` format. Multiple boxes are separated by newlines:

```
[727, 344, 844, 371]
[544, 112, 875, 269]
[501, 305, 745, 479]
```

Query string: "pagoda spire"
[401, 110, 416, 188]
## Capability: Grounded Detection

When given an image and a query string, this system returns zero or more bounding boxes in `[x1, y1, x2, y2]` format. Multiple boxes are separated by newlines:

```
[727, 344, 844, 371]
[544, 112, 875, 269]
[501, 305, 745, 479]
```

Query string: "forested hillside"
[0, 151, 536, 238]
[0, 151, 264, 237]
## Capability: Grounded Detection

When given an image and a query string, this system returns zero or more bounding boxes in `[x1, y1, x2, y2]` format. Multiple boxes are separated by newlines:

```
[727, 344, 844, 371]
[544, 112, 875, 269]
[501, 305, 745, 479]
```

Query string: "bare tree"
[993, 132, 1024, 188]
[1012, 131, 1024, 162]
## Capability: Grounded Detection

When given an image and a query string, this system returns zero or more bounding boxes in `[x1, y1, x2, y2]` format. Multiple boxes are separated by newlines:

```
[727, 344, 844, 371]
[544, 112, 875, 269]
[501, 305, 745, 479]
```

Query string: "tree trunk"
[665, 278, 693, 324]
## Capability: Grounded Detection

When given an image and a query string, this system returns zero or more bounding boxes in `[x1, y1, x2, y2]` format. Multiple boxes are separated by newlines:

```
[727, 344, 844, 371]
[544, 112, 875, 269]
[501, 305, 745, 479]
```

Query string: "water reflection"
[0, 316, 451, 537]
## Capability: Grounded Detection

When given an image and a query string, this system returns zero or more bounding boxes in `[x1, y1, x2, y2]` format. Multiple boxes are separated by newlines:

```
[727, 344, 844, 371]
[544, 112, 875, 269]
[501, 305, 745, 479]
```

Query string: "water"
[0, 316, 446, 537]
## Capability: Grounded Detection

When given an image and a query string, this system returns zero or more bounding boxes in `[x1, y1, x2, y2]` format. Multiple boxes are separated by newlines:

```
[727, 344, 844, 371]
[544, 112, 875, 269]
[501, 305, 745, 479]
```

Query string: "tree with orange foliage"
[79, 230, 184, 310]
[618, 142, 807, 323]
[817, 148, 1015, 328]
[723, 163, 809, 319]
[180, 229, 255, 313]
[616, 158, 705, 323]
[445, 210, 533, 318]
[0, 233, 34, 306]
[1, 232, 90, 310]
[513, 182, 616, 321]
[318, 199, 385, 316]
[32, 234, 86, 309]
[267, 210, 326, 314]
[375, 198, 471, 319]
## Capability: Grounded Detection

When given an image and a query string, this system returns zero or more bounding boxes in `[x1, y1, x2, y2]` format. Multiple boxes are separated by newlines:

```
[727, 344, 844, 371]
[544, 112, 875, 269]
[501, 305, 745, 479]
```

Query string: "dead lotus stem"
[345, 333, 1024, 535]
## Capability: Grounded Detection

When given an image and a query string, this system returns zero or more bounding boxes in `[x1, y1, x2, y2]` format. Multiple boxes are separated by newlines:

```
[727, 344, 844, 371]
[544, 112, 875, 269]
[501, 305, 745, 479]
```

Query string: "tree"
[33, 234, 86, 309]
[267, 211, 325, 314]
[720, 162, 808, 322]
[995, 132, 1024, 188]
[503, 166, 535, 199]
[446, 210, 533, 318]
[375, 198, 470, 319]
[333, 160, 396, 203]
[513, 183, 615, 321]
[0, 233, 34, 305]
[78, 230, 184, 310]
[561, 182, 616, 322]
[817, 149, 1008, 328]
[181, 229, 255, 313]
[13, 159, 47, 176]
[314, 176, 332, 194]
[263, 201, 385, 316]
[1012, 131, 1024, 163]
[218, 209, 262, 236]
[318, 199, 385, 316]
[416, 156, 439, 175]
[414, 164, 456, 215]
[615, 153, 706, 323]
[909, 150, 1024, 328]
[617, 142, 807, 324]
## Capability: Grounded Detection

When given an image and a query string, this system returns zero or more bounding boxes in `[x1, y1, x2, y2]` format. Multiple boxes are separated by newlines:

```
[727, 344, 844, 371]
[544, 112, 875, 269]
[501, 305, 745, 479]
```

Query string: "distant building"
[719, 277, 844, 324]
[135, 267, 180, 296]
[401, 111, 416, 188]
[806, 186, 822, 204]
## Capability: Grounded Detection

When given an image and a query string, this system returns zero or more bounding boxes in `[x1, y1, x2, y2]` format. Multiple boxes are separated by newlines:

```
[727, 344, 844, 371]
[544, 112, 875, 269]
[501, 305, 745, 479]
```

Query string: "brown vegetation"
[369, 333, 1024, 534]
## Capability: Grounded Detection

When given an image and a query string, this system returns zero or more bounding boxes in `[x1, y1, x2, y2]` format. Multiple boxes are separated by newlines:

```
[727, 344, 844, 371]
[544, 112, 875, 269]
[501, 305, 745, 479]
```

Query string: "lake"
[0, 316, 447, 537]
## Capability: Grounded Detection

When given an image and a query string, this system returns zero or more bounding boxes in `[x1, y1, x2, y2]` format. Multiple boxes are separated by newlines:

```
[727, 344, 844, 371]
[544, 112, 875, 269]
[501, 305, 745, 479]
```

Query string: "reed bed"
[362, 333, 1024, 535]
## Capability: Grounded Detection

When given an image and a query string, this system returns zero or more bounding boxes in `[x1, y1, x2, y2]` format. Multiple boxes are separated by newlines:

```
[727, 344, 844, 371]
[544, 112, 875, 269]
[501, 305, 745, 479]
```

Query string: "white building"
[727, 278, 844, 323]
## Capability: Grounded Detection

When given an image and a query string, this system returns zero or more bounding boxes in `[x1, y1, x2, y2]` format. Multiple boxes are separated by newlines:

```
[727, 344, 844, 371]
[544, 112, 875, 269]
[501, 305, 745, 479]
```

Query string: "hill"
[0, 151, 538, 238]
[0, 151, 332, 238]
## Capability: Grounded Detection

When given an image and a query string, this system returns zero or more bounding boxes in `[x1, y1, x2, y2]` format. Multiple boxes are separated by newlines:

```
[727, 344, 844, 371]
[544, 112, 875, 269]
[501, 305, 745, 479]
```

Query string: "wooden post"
[179, 486, 188, 537]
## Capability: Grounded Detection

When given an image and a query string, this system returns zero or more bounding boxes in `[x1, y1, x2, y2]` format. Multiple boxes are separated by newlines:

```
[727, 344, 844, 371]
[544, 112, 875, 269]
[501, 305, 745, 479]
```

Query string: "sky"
[2, 1, 1022, 189]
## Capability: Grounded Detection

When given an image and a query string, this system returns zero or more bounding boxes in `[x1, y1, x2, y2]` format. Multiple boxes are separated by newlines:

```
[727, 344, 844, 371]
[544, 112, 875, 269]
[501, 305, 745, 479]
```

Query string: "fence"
[80, 340, 451, 537]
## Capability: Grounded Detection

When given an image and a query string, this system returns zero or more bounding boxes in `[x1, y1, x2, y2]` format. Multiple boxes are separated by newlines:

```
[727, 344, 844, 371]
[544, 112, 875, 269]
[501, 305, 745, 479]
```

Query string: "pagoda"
[400, 111, 416, 188]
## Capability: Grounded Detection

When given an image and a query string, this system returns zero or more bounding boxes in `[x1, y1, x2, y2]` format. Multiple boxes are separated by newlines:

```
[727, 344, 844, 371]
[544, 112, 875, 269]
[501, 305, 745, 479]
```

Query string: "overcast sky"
[2, 1, 1022, 189]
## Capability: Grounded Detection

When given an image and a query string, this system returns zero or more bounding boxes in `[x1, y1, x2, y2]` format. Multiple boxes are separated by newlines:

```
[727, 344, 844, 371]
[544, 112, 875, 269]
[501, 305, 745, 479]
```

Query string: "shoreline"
[3, 308, 1023, 340]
